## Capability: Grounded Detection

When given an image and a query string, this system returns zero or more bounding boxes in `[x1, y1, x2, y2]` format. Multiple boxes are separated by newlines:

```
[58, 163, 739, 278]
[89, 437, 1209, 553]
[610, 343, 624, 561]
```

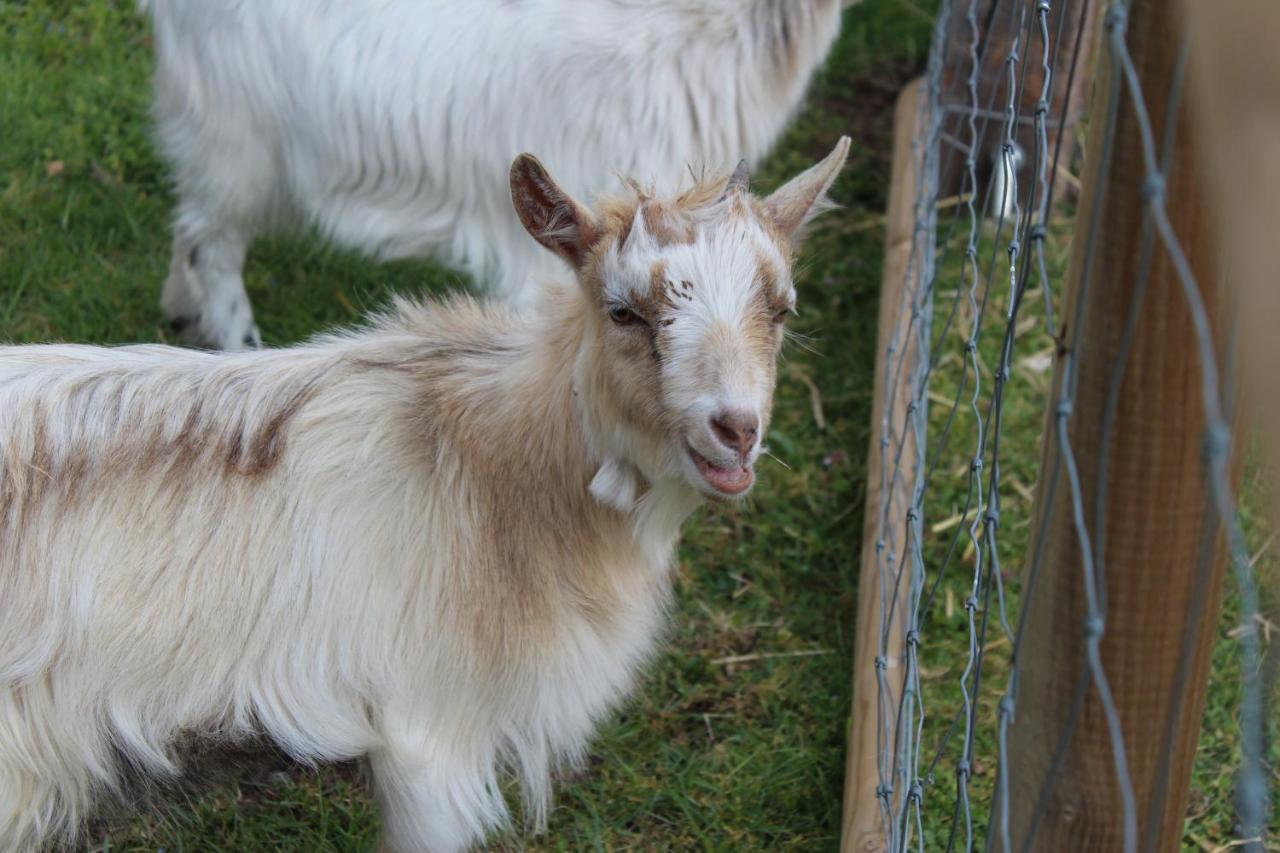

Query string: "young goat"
[144, 0, 848, 350]
[0, 139, 850, 851]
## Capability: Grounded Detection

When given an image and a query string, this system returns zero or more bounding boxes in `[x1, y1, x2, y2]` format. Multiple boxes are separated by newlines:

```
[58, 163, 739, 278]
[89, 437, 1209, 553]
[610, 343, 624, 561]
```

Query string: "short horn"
[725, 159, 749, 195]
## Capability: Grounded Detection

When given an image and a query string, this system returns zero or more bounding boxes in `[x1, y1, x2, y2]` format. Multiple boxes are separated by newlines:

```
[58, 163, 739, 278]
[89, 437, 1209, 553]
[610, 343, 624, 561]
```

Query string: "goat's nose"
[710, 409, 760, 458]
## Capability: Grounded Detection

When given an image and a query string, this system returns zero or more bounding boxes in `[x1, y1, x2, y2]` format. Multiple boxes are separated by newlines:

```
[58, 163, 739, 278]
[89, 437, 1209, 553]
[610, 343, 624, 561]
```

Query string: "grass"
[0, 0, 1275, 850]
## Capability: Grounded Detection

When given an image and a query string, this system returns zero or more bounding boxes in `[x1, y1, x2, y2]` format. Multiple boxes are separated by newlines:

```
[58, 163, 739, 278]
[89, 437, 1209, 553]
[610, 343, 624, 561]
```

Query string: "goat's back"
[146, 0, 843, 296]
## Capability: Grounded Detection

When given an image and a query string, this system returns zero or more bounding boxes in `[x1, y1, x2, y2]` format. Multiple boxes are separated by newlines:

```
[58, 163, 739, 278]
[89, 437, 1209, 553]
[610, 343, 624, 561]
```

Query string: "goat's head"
[510, 138, 850, 502]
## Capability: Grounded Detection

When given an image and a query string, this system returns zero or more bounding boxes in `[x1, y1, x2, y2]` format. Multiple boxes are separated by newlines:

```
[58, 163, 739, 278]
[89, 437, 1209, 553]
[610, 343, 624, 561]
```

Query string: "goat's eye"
[772, 308, 791, 325]
[609, 306, 647, 327]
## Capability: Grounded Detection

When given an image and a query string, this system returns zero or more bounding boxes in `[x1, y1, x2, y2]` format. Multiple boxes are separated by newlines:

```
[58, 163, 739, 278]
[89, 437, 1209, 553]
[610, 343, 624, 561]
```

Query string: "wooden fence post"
[840, 77, 925, 853]
[1004, 2, 1241, 849]
[1184, 0, 1280, 526]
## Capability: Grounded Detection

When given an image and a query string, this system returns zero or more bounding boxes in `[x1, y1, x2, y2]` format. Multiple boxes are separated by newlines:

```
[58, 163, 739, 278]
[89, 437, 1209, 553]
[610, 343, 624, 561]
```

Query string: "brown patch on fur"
[354, 296, 662, 659]
[640, 200, 695, 246]
[674, 175, 732, 212]
[56, 447, 93, 511]
[630, 260, 676, 325]
[11, 404, 55, 532]
[648, 261, 667, 298]
[1, 361, 328, 543]
[227, 379, 320, 476]
[585, 173, 739, 269]
[748, 195, 796, 262]
[755, 249, 792, 318]
[345, 298, 660, 655]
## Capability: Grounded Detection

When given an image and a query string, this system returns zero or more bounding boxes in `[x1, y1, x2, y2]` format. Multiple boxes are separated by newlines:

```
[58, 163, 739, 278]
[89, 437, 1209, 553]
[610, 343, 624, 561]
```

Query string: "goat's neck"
[527, 289, 702, 569]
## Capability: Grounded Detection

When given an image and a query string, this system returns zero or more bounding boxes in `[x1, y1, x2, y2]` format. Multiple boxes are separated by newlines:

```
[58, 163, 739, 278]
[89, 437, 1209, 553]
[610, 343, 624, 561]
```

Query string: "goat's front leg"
[368, 726, 502, 853]
[162, 223, 261, 351]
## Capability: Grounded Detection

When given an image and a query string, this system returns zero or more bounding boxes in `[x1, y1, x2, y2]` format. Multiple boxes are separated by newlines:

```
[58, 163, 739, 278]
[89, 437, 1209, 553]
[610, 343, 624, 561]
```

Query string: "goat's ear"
[510, 154, 600, 268]
[763, 136, 851, 244]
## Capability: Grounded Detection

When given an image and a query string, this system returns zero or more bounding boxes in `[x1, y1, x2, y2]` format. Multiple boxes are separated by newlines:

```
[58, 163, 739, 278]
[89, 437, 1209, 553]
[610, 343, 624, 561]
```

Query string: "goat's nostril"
[710, 410, 760, 457]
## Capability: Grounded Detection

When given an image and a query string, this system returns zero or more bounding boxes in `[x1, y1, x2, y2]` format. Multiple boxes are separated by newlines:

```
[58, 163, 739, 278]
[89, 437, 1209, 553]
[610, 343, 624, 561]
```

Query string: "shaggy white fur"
[0, 141, 848, 852]
[143, 0, 845, 349]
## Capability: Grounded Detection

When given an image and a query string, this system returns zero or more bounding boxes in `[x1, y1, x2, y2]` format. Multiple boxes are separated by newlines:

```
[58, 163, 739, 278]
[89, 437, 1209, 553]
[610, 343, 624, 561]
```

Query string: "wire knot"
[964, 595, 978, 611]
[1085, 614, 1105, 639]
[1140, 174, 1166, 203]
[880, 435, 890, 449]
[1036, 0, 1051, 12]
[909, 782, 924, 803]
[1034, 99, 1049, 117]
[906, 630, 919, 647]
[1056, 400, 1073, 418]
[1008, 240, 1021, 257]
[956, 761, 971, 779]
[874, 656, 888, 671]
[875, 538, 885, 553]
[965, 339, 978, 354]
[1105, 4, 1127, 32]
[965, 246, 978, 260]
[1029, 224, 1047, 241]
[971, 456, 983, 473]
[999, 696, 1015, 718]
[876, 784, 894, 799]
[985, 511, 999, 528]
[906, 508, 919, 523]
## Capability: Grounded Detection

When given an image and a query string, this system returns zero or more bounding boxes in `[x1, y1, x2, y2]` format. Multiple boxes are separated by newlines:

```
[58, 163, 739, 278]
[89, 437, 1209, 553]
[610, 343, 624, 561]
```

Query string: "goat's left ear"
[764, 136, 851, 244]
[510, 154, 600, 269]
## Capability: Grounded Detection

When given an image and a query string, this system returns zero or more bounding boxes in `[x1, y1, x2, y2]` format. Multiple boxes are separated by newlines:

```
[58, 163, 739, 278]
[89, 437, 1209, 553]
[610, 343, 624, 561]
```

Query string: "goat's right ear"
[510, 154, 600, 269]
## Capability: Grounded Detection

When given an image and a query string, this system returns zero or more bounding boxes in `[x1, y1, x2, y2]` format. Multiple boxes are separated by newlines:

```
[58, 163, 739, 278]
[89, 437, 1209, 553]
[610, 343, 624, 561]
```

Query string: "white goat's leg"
[163, 223, 261, 351]
[0, 770, 46, 853]
[0, 744, 63, 851]
[160, 227, 205, 342]
[368, 731, 499, 853]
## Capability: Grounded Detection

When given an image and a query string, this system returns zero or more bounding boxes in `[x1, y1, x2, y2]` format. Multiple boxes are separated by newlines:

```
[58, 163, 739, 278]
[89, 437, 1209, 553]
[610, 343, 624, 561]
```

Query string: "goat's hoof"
[166, 313, 212, 349]
[168, 314, 199, 335]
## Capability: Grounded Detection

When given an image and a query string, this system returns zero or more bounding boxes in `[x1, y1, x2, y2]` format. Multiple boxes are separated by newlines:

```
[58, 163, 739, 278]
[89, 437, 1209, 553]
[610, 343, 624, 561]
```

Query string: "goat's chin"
[682, 444, 756, 502]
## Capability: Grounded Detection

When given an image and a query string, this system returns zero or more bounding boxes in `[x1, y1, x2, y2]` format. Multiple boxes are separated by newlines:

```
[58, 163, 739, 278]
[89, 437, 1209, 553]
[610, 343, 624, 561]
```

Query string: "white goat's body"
[0, 297, 691, 851]
[0, 137, 850, 849]
[146, 0, 843, 347]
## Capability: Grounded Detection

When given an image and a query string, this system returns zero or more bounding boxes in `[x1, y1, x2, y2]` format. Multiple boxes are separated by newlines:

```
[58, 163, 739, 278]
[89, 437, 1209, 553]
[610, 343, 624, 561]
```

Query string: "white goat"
[144, 0, 848, 350]
[0, 139, 849, 852]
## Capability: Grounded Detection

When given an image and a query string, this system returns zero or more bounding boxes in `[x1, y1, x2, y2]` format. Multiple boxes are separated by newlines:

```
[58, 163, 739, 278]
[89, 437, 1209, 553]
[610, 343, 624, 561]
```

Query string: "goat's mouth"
[686, 445, 754, 497]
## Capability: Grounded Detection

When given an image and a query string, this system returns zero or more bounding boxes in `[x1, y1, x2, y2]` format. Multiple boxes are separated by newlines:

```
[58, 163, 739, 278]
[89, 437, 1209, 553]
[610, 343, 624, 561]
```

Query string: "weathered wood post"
[1004, 2, 1243, 849]
[841, 77, 925, 853]
[1184, 0, 1280, 518]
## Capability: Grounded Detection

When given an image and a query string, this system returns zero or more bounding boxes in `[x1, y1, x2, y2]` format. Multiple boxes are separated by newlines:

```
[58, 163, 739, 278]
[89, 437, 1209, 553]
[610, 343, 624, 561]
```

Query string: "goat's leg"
[368, 732, 501, 853]
[162, 222, 261, 351]
[161, 228, 206, 343]
[0, 771, 61, 853]
[0, 723, 70, 852]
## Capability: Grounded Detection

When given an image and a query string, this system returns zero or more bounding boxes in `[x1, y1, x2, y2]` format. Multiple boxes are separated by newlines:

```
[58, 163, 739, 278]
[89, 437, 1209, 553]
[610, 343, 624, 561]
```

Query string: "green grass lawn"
[1, 1, 1275, 850]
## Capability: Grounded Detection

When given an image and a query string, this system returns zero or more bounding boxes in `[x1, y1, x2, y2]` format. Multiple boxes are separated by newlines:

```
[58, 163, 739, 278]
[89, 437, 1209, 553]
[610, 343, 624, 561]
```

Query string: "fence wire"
[868, 1, 1271, 850]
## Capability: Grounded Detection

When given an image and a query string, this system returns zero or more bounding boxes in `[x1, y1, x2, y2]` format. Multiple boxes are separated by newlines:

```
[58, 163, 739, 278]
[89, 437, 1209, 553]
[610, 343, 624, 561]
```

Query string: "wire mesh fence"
[864, 0, 1273, 849]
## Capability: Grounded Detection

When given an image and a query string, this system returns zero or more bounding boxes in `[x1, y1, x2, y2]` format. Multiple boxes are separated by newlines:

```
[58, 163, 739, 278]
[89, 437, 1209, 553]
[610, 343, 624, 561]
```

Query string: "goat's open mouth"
[687, 446, 754, 496]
